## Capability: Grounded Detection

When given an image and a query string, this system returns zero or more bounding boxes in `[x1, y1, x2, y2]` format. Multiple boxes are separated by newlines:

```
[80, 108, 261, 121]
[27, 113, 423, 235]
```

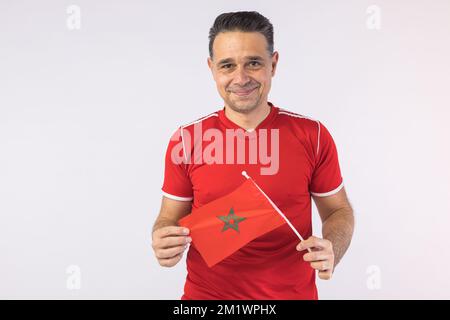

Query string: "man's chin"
[227, 97, 261, 114]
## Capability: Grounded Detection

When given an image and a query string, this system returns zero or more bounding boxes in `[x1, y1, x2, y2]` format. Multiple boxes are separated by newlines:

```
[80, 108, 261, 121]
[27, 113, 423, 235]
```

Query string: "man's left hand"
[297, 236, 335, 280]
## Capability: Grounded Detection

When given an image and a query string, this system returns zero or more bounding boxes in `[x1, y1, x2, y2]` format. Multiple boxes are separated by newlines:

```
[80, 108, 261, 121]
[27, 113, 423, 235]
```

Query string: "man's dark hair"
[208, 11, 274, 58]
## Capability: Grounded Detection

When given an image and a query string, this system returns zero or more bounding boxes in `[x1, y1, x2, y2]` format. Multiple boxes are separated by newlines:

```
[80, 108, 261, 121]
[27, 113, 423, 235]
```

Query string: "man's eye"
[221, 64, 233, 69]
[249, 61, 261, 67]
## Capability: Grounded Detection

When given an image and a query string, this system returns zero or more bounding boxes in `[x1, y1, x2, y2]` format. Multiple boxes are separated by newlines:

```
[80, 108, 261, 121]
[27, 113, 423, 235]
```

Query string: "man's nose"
[233, 65, 250, 85]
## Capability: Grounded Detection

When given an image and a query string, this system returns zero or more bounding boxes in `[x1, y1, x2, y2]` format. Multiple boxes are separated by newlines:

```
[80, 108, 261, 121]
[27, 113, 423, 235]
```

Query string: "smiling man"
[152, 11, 354, 299]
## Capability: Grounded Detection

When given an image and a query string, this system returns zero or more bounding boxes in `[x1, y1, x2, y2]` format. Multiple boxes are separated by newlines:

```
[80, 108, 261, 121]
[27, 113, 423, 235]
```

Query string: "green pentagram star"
[217, 207, 246, 233]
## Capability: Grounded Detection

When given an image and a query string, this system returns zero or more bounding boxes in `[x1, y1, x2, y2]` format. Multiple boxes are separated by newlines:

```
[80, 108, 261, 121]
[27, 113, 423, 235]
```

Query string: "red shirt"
[161, 102, 343, 299]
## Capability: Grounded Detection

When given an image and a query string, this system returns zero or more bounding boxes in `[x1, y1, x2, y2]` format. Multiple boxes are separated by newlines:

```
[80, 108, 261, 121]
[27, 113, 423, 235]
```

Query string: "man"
[152, 11, 354, 299]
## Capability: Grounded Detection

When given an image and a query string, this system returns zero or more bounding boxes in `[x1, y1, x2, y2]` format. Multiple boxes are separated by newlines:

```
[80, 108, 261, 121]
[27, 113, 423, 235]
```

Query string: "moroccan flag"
[179, 176, 287, 267]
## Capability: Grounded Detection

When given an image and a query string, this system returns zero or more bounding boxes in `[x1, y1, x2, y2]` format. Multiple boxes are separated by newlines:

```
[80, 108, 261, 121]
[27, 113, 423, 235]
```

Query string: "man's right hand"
[152, 226, 192, 267]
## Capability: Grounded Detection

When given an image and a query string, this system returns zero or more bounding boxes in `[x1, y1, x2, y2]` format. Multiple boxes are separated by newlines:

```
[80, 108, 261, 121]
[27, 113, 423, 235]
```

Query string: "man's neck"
[224, 101, 271, 131]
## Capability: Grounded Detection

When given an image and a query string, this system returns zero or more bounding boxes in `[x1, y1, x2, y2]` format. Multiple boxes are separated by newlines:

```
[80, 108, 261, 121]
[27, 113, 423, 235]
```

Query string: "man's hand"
[297, 236, 335, 280]
[152, 226, 192, 267]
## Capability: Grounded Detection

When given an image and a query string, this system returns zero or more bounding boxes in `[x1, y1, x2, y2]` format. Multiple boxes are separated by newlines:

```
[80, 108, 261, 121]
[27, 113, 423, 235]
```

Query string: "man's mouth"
[231, 87, 258, 97]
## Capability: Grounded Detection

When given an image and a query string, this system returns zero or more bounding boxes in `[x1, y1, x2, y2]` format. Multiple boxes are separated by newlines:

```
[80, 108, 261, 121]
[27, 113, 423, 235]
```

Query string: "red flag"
[179, 178, 287, 267]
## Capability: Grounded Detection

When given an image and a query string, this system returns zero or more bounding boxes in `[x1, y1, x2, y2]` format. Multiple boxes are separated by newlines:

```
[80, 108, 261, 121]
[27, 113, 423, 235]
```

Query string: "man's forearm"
[322, 207, 354, 268]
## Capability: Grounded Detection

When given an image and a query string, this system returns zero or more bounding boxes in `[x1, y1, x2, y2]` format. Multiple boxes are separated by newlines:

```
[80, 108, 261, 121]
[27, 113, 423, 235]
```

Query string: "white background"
[1, 0, 449, 299]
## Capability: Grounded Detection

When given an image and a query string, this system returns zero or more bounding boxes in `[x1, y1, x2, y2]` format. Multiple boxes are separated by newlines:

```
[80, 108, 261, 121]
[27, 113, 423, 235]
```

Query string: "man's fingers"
[310, 260, 331, 271]
[318, 270, 333, 280]
[158, 252, 184, 267]
[158, 236, 192, 249]
[156, 245, 188, 259]
[295, 236, 334, 279]
[303, 251, 329, 262]
[152, 226, 190, 268]
[297, 236, 329, 251]
[154, 226, 190, 239]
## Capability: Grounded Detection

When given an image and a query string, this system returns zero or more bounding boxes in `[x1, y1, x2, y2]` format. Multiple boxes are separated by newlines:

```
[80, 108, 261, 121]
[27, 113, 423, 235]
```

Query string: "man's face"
[208, 31, 278, 114]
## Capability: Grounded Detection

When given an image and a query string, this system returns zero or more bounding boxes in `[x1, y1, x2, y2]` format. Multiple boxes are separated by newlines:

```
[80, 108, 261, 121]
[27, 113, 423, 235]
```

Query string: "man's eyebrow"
[217, 58, 234, 65]
[216, 56, 265, 66]
[245, 56, 264, 61]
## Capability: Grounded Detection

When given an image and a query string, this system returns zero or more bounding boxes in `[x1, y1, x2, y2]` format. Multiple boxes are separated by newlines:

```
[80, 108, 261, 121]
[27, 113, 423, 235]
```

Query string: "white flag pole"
[241, 171, 311, 253]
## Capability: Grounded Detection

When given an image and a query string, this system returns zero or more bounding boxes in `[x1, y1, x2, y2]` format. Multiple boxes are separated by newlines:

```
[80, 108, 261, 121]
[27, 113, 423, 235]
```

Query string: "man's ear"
[271, 51, 279, 77]
[207, 56, 215, 79]
[207, 56, 213, 70]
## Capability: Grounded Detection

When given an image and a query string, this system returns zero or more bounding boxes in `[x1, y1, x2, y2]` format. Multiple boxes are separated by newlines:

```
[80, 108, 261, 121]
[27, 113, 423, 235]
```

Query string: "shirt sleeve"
[309, 121, 344, 197]
[161, 127, 194, 201]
